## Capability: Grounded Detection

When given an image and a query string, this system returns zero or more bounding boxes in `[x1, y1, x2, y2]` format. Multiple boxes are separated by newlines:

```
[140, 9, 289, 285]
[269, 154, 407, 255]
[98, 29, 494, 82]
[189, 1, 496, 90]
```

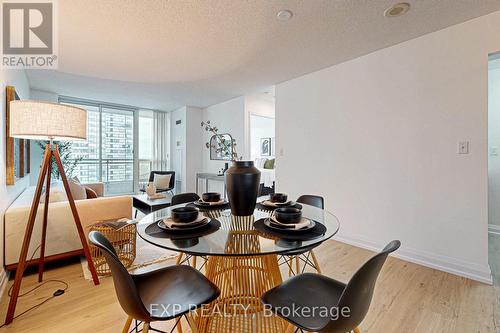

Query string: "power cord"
[0, 245, 69, 328]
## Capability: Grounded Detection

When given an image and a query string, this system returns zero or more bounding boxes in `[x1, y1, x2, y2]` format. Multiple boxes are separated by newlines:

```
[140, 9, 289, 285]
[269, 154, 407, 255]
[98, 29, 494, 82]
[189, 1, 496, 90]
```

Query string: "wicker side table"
[89, 218, 137, 276]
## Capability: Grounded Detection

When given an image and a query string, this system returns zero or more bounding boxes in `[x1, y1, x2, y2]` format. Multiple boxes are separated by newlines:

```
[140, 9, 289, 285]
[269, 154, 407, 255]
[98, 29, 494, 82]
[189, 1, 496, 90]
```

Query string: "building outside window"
[60, 98, 159, 195]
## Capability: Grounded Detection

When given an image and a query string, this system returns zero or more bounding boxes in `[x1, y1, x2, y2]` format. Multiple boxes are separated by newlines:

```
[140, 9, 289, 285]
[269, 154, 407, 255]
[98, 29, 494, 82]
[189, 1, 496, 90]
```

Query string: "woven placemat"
[253, 218, 326, 241]
[145, 219, 221, 240]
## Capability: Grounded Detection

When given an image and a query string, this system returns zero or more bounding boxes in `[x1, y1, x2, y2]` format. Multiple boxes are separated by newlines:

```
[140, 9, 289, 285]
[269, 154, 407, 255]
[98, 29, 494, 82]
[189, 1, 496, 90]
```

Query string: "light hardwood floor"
[0, 238, 498, 333]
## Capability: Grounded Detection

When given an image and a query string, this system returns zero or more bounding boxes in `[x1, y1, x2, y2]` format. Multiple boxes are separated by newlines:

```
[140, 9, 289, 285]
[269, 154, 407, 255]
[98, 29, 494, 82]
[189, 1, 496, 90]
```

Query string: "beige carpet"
[81, 234, 179, 280]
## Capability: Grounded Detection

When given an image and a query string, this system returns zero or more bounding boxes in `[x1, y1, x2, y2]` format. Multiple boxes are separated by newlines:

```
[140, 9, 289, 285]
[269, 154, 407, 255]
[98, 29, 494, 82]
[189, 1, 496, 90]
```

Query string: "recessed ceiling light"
[277, 9, 293, 21]
[384, 3, 410, 17]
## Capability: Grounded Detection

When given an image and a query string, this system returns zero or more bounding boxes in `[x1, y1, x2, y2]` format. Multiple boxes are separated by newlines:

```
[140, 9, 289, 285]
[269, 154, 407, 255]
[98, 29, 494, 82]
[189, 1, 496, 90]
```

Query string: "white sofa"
[4, 183, 132, 268]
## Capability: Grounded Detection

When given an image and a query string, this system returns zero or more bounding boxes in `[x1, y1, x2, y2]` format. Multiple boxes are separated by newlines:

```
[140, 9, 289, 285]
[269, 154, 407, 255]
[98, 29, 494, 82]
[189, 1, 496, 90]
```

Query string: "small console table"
[196, 173, 226, 199]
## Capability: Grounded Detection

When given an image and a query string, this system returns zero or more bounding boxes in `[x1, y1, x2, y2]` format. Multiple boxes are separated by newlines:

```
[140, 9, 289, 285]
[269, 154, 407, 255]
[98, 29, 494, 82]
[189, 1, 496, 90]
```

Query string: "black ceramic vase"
[225, 161, 261, 216]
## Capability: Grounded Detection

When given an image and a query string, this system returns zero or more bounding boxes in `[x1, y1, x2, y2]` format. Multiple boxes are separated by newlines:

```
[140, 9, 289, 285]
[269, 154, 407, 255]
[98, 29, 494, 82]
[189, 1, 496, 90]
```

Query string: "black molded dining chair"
[262, 240, 401, 333]
[279, 194, 325, 275]
[89, 231, 220, 333]
[170, 193, 206, 269]
[171, 192, 200, 206]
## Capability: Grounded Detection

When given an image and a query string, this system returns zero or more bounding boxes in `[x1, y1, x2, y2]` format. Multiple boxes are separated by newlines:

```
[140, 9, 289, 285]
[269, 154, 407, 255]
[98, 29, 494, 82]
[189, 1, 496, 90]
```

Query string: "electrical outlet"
[458, 141, 469, 154]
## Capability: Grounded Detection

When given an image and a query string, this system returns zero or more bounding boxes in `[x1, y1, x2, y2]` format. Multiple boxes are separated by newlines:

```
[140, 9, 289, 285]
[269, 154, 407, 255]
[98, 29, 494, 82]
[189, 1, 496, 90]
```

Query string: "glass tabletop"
[137, 202, 340, 257]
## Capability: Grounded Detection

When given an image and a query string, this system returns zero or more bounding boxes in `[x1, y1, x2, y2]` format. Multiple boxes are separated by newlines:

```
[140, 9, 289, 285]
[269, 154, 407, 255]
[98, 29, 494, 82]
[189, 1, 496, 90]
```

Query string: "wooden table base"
[197, 254, 287, 333]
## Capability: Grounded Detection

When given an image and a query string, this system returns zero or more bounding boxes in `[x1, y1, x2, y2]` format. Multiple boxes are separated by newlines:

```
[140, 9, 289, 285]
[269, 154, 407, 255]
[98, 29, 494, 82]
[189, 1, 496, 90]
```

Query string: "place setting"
[253, 206, 326, 241]
[256, 193, 303, 211]
[145, 206, 221, 239]
[189, 192, 230, 210]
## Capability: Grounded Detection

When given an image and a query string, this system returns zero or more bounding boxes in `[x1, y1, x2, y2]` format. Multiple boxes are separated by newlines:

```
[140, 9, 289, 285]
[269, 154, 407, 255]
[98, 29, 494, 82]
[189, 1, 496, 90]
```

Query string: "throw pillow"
[69, 177, 87, 200]
[264, 158, 275, 169]
[85, 186, 98, 199]
[153, 173, 172, 190]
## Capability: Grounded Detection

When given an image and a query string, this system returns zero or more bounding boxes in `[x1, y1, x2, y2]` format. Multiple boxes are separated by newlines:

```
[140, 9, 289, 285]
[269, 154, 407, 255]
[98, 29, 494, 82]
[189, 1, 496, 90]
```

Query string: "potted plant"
[36, 141, 81, 180]
[202, 121, 261, 216]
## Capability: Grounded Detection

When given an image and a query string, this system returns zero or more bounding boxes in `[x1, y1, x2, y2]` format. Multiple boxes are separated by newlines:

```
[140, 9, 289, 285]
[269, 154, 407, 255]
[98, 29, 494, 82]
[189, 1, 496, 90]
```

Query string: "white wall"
[0, 69, 31, 281]
[170, 106, 203, 193]
[202, 96, 247, 173]
[276, 11, 500, 284]
[170, 107, 187, 192]
[488, 59, 500, 228]
[185, 106, 203, 192]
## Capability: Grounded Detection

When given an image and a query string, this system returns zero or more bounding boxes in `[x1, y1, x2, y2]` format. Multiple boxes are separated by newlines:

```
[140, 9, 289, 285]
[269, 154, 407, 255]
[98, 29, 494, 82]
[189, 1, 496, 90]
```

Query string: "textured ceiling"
[27, 0, 500, 110]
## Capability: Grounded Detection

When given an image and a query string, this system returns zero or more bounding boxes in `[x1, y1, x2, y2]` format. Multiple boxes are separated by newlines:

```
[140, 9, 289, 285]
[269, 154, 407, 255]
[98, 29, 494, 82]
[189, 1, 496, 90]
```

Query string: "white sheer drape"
[153, 111, 170, 171]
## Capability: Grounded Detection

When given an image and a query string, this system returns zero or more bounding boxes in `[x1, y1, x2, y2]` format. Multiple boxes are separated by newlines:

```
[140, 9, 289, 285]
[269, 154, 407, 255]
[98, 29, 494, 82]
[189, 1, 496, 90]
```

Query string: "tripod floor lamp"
[5, 100, 99, 325]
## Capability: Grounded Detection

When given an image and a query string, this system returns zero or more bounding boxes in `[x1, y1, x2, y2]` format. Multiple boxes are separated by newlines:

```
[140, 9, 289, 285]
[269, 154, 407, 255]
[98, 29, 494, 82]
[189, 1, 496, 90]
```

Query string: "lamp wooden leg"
[53, 147, 100, 285]
[122, 316, 133, 333]
[143, 322, 150, 333]
[5, 145, 51, 325]
[38, 160, 52, 282]
[310, 250, 321, 274]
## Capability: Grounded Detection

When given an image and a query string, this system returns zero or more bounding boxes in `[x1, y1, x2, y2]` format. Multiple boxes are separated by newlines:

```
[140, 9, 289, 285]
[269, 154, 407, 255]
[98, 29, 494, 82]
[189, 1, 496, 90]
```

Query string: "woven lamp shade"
[9, 100, 87, 141]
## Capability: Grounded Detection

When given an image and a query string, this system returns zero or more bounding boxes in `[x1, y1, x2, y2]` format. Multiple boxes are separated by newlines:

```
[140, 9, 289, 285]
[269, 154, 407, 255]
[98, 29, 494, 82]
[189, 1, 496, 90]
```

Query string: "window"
[59, 97, 166, 195]
[139, 110, 154, 182]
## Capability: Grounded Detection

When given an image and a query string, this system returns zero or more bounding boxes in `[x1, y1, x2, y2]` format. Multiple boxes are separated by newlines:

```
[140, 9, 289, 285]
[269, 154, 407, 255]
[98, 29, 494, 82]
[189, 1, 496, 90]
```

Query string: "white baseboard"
[488, 224, 500, 235]
[0, 268, 10, 303]
[333, 233, 493, 285]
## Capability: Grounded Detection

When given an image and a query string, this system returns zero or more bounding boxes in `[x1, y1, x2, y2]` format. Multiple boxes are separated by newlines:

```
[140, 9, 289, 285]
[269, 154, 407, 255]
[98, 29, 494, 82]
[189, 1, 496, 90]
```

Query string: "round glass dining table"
[137, 201, 340, 333]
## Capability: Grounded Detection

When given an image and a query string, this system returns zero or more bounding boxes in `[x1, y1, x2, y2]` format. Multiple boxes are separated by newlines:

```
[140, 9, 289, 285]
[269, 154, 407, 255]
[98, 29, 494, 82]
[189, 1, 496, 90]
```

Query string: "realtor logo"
[1, 0, 58, 68]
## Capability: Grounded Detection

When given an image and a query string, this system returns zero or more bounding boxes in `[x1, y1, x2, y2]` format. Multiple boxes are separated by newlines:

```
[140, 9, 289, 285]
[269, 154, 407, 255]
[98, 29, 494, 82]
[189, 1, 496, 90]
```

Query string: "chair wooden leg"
[185, 314, 198, 333]
[176, 253, 184, 265]
[288, 257, 293, 276]
[176, 318, 183, 333]
[192, 256, 197, 269]
[122, 316, 133, 333]
[310, 250, 321, 274]
[295, 255, 300, 275]
[353, 328, 361, 333]
[143, 322, 150, 333]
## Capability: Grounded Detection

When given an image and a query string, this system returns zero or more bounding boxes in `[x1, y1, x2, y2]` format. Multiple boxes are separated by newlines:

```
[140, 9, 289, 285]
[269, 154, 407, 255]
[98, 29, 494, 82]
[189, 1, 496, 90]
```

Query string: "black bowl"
[270, 193, 288, 203]
[202, 192, 221, 202]
[171, 207, 199, 223]
[274, 207, 302, 224]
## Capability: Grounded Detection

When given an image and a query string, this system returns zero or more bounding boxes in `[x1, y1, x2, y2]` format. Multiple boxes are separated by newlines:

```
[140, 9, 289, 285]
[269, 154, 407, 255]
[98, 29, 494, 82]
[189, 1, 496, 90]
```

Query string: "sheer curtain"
[152, 111, 170, 171]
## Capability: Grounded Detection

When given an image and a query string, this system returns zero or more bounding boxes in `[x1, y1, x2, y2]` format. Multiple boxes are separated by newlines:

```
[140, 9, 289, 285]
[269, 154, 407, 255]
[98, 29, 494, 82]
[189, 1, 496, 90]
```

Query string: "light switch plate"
[458, 141, 469, 154]
[491, 147, 499, 156]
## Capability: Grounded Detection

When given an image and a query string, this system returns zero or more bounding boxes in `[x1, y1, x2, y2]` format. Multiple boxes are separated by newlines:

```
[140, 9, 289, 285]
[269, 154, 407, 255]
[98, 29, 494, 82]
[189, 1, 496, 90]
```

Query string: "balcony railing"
[70, 158, 153, 195]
